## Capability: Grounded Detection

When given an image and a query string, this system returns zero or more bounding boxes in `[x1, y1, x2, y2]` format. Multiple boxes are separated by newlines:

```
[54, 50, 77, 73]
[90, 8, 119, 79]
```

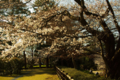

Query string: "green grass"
[0, 68, 59, 80]
[59, 66, 114, 80]
[17, 68, 59, 80]
[22, 65, 52, 68]
[0, 74, 20, 80]
[33, 65, 53, 68]
[0, 77, 14, 80]
[33, 65, 40, 67]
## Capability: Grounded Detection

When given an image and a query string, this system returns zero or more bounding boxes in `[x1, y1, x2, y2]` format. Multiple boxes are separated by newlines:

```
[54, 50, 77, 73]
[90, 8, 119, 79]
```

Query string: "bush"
[0, 58, 4, 70]
[78, 56, 97, 70]
[0, 57, 24, 75]
[4, 61, 12, 75]
[9, 57, 24, 74]
[0, 58, 5, 75]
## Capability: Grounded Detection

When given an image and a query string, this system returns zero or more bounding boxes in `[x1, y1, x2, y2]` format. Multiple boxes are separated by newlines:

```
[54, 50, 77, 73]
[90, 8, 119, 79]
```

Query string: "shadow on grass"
[58, 66, 114, 80]
[0, 68, 57, 77]
[20, 68, 57, 77]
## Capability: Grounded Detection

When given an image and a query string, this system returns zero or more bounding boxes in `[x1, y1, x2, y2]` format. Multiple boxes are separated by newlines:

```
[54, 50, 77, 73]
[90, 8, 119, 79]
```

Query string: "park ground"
[59, 66, 114, 80]
[0, 66, 114, 80]
[0, 68, 59, 80]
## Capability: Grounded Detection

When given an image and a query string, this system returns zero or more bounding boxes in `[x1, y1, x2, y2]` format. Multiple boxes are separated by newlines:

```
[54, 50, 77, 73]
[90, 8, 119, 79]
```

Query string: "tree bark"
[104, 58, 120, 79]
[72, 55, 77, 69]
[39, 58, 41, 68]
[46, 56, 49, 68]
[23, 51, 26, 69]
[31, 48, 34, 68]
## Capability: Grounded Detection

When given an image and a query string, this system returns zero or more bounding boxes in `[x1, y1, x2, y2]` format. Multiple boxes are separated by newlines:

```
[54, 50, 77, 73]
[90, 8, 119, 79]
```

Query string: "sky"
[22, 0, 76, 13]
[22, 0, 75, 5]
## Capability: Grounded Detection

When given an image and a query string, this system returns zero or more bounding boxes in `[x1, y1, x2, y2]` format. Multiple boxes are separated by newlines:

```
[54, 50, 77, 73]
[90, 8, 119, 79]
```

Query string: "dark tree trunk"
[39, 58, 41, 68]
[46, 56, 49, 68]
[66, 59, 69, 67]
[101, 35, 120, 79]
[23, 51, 26, 69]
[72, 55, 77, 69]
[49, 58, 52, 67]
[104, 57, 120, 79]
[61, 59, 63, 66]
[31, 48, 34, 68]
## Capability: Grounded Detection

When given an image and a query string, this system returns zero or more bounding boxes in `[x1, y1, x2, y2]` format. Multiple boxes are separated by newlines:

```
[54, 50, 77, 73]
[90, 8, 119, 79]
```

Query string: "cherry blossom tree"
[0, 0, 120, 79]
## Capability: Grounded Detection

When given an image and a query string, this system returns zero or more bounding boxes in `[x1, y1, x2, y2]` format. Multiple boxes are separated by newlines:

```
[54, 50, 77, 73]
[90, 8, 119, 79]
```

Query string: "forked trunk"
[105, 63, 120, 79]
[103, 52, 120, 79]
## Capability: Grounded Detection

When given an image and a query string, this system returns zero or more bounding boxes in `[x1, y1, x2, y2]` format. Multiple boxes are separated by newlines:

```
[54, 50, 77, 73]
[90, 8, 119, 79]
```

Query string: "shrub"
[0, 58, 4, 75]
[4, 61, 12, 75]
[9, 57, 24, 74]
[78, 56, 97, 70]
[0, 58, 4, 70]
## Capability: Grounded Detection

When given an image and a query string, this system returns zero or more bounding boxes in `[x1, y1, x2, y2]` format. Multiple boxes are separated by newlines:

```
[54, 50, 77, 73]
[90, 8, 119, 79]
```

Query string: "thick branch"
[74, 0, 111, 33]
[106, 0, 120, 33]
[74, 0, 115, 60]
[99, 39, 105, 58]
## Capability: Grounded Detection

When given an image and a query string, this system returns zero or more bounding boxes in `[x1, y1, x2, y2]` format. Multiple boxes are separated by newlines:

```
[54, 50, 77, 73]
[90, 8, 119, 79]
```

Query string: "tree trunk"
[72, 55, 77, 69]
[61, 59, 63, 66]
[23, 51, 26, 69]
[104, 57, 120, 79]
[102, 36, 120, 79]
[46, 56, 49, 68]
[49, 58, 52, 67]
[39, 58, 41, 68]
[31, 48, 34, 68]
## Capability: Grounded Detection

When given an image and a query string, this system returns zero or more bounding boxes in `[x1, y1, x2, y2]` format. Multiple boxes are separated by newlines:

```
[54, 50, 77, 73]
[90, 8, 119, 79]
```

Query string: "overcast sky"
[22, 0, 75, 6]
[22, 0, 76, 12]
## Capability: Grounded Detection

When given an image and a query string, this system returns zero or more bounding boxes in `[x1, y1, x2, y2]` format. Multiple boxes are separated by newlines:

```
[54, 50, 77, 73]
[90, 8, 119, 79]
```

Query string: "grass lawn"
[59, 66, 114, 80]
[0, 76, 14, 80]
[33, 65, 47, 67]
[0, 74, 20, 80]
[22, 65, 52, 68]
[0, 68, 59, 80]
[16, 68, 59, 80]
